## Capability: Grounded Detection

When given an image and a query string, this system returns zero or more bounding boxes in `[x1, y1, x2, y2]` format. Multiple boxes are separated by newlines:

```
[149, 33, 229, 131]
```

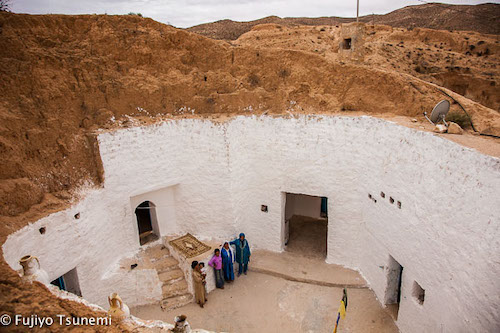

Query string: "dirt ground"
[286, 215, 328, 259]
[132, 271, 397, 333]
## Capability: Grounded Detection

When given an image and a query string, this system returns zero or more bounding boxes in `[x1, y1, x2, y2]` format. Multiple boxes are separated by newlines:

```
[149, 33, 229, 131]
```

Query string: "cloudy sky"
[11, 0, 498, 28]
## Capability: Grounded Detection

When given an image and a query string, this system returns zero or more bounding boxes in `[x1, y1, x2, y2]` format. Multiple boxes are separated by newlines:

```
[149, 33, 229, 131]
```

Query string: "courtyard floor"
[131, 251, 398, 333]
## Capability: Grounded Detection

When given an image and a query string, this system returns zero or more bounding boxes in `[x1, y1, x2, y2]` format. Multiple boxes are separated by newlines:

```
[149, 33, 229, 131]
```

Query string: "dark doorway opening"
[284, 193, 328, 259]
[135, 201, 159, 245]
[343, 38, 352, 50]
[51, 267, 82, 296]
[384, 255, 403, 321]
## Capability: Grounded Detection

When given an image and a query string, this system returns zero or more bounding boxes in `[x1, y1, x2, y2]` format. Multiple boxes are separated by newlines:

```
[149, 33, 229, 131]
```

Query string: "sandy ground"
[286, 215, 328, 258]
[131, 271, 397, 333]
[250, 250, 365, 288]
[131, 242, 397, 333]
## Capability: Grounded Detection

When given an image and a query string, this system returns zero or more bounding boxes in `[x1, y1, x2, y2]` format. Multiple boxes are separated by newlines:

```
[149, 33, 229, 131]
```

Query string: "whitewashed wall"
[3, 116, 499, 333]
[285, 193, 323, 219]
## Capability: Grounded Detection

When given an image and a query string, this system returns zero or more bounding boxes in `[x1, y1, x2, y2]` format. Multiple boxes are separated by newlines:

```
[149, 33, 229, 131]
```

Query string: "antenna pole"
[357, 0, 359, 22]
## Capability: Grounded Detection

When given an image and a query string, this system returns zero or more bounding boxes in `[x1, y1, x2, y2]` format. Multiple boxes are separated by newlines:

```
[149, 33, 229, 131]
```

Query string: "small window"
[261, 205, 268, 212]
[389, 197, 395, 204]
[343, 38, 352, 50]
[39, 227, 46, 234]
[412, 281, 425, 305]
[397, 201, 402, 209]
[380, 192, 385, 198]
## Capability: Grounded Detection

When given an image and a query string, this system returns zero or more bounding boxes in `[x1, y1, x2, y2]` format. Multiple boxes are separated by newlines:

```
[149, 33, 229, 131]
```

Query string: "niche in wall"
[412, 281, 425, 305]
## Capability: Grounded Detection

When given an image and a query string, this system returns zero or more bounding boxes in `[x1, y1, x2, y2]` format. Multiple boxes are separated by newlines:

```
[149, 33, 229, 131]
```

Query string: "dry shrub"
[248, 73, 260, 87]
[278, 68, 290, 79]
[447, 111, 471, 129]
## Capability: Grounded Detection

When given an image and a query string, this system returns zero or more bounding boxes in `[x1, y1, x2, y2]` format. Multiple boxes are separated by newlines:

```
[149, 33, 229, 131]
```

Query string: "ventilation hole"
[203, 76, 207, 81]
[380, 192, 385, 198]
[131, 263, 138, 270]
[74, 213, 80, 219]
[368, 194, 372, 199]
[389, 197, 395, 204]
[374, 199, 377, 203]
[39, 227, 46, 235]
[261, 205, 268, 212]
[397, 201, 402, 209]
[412, 281, 425, 305]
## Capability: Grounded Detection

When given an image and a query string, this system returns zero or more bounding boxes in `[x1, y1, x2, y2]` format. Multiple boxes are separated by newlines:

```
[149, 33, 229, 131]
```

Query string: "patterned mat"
[169, 233, 211, 258]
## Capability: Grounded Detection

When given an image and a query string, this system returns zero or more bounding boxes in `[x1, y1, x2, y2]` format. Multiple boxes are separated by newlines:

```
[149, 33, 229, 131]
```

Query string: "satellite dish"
[424, 100, 450, 126]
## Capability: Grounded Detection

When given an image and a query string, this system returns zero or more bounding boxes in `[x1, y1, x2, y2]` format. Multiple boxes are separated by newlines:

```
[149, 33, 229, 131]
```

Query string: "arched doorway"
[135, 201, 160, 245]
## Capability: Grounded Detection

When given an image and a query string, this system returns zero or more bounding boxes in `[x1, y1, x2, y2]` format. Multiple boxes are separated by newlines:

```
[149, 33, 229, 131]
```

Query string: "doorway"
[135, 200, 160, 245]
[384, 255, 403, 321]
[50, 267, 82, 296]
[283, 193, 328, 259]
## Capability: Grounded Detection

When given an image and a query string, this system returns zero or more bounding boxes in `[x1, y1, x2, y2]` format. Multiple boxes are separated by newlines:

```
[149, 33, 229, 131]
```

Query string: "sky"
[10, 0, 499, 28]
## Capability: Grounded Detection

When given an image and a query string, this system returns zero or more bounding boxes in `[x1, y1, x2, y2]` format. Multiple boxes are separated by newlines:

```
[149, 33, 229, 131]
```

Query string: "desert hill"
[234, 23, 500, 112]
[187, 3, 500, 40]
[0, 12, 499, 329]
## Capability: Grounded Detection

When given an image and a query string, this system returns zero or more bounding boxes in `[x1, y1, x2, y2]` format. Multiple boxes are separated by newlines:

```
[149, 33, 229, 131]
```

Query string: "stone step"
[144, 244, 170, 261]
[162, 276, 185, 286]
[154, 256, 179, 272]
[158, 268, 184, 282]
[160, 293, 193, 311]
[161, 279, 188, 297]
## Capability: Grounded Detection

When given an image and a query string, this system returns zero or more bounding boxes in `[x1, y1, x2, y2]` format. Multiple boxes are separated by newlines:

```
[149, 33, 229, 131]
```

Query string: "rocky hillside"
[187, 3, 500, 40]
[234, 23, 500, 112]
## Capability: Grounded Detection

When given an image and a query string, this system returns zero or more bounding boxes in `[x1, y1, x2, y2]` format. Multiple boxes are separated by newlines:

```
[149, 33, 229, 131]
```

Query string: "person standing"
[191, 261, 206, 308]
[221, 241, 235, 282]
[208, 249, 225, 289]
[230, 233, 251, 276]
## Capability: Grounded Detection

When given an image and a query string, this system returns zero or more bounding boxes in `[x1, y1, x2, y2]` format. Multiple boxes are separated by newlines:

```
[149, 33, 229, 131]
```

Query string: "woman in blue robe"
[221, 241, 235, 282]
[230, 233, 251, 276]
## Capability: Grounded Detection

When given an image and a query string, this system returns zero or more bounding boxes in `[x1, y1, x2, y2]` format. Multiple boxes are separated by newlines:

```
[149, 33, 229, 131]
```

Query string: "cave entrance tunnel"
[284, 193, 328, 259]
[50, 267, 82, 297]
[135, 200, 160, 246]
[384, 255, 404, 321]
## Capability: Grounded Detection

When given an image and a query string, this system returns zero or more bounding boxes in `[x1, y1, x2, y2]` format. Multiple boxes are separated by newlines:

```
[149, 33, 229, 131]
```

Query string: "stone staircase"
[142, 244, 192, 311]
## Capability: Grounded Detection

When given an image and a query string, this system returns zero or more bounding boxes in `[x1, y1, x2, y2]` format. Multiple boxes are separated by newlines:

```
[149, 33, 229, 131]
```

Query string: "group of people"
[191, 233, 251, 308]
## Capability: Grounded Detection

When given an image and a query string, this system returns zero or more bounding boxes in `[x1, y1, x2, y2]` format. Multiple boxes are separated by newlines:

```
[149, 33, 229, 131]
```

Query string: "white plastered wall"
[285, 193, 323, 219]
[2, 116, 499, 333]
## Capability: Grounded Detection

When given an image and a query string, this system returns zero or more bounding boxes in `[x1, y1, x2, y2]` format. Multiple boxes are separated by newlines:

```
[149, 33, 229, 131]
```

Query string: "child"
[199, 262, 208, 295]
[208, 249, 225, 289]
[199, 262, 207, 280]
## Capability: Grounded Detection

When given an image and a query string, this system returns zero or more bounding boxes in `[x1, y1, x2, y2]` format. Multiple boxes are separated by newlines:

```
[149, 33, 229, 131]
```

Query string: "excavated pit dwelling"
[3, 115, 500, 332]
[1, 10, 500, 332]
